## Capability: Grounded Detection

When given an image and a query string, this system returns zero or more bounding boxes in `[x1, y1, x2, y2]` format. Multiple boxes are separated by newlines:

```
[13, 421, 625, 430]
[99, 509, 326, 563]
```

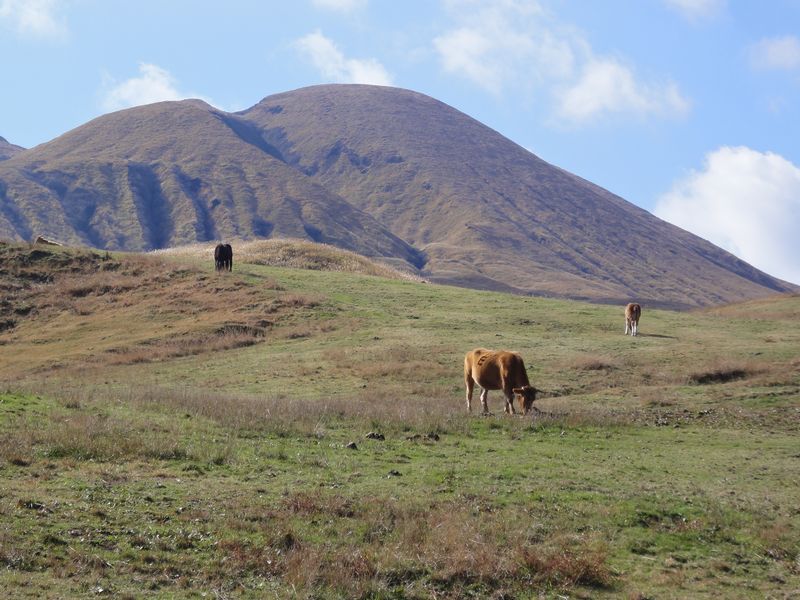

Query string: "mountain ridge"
[0, 84, 794, 308]
[0, 136, 24, 161]
[0, 100, 422, 267]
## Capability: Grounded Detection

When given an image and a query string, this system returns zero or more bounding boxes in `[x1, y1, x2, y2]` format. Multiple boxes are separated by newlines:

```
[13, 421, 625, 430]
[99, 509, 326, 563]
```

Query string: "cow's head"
[513, 385, 538, 415]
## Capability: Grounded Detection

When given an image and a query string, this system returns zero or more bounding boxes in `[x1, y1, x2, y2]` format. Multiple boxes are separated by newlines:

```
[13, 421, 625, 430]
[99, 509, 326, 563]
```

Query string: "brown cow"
[625, 302, 641, 336]
[464, 348, 538, 415]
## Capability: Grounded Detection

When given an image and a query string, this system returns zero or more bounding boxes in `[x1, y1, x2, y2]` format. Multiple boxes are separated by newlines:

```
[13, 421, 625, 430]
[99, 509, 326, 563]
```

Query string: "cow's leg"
[465, 375, 474, 413]
[625, 318, 630, 335]
[503, 388, 516, 415]
[480, 388, 489, 414]
[634, 321, 638, 336]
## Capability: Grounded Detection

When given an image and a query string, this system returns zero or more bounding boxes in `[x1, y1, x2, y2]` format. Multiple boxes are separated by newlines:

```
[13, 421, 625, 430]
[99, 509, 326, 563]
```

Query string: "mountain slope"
[0, 101, 422, 264]
[0, 136, 24, 161]
[0, 85, 794, 308]
[239, 85, 794, 307]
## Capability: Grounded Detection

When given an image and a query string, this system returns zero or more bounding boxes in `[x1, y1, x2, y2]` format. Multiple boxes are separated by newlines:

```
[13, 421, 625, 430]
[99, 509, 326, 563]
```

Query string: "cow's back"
[465, 348, 528, 390]
[464, 348, 490, 378]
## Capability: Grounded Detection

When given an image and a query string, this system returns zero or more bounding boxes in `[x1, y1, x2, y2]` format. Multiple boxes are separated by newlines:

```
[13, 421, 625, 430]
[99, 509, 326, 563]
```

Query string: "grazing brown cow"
[214, 243, 233, 272]
[625, 302, 641, 336]
[464, 348, 538, 415]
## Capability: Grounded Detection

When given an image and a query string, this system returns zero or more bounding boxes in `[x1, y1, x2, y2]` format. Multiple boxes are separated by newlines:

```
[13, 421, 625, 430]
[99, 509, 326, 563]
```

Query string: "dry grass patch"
[0, 428, 35, 467]
[324, 345, 451, 382]
[702, 293, 800, 320]
[155, 238, 423, 281]
[20, 383, 463, 436]
[756, 519, 800, 567]
[0, 243, 318, 376]
[209, 495, 614, 596]
[104, 327, 266, 365]
[569, 354, 619, 372]
[31, 413, 191, 461]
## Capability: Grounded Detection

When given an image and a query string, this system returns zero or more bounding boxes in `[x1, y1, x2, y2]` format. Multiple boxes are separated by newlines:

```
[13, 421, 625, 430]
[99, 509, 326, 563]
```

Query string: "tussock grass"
[687, 358, 762, 385]
[568, 353, 619, 371]
[125, 384, 466, 436]
[104, 328, 265, 365]
[0, 412, 194, 463]
[212, 494, 614, 596]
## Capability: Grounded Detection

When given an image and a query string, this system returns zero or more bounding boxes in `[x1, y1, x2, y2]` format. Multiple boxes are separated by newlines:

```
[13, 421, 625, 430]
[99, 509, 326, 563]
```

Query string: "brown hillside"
[0, 101, 422, 266]
[0, 241, 308, 378]
[240, 84, 795, 308]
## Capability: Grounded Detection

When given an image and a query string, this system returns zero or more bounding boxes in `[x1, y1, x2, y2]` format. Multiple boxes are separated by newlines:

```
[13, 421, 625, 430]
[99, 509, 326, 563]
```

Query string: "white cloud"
[654, 146, 800, 284]
[434, 27, 506, 95]
[748, 35, 800, 71]
[433, 1, 572, 96]
[295, 30, 393, 86]
[101, 63, 210, 112]
[311, 0, 366, 11]
[0, 0, 66, 38]
[434, 1, 690, 124]
[663, 0, 725, 22]
[556, 58, 690, 123]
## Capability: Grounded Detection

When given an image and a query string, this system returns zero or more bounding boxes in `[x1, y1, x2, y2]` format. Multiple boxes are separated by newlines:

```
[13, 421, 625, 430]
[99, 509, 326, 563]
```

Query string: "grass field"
[0, 241, 798, 598]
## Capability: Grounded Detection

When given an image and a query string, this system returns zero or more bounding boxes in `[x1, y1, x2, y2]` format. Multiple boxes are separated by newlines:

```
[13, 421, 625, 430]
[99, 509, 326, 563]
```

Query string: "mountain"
[0, 136, 24, 161]
[239, 85, 795, 307]
[0, 84, 794, 307]
[0, 101, 421, 265]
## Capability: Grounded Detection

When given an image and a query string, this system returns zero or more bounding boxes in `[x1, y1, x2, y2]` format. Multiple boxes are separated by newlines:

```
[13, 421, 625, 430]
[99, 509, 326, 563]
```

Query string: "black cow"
[214, 243, 233, 272]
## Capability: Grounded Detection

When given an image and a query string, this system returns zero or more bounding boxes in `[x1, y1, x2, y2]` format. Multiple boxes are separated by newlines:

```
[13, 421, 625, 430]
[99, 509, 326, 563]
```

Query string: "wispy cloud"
[434, 0, 689, 124]
[101, 63, 211, 112]
[0, 0, 66, 39]
[434, 0, 570, 96]
[747, 35, 800, 71]
[295, 30, 393, 86]
[556, 58, 690, 123]
[655, 146, 800, 285]
[663, 0, 725, 23]
[311, 0, 367, 11]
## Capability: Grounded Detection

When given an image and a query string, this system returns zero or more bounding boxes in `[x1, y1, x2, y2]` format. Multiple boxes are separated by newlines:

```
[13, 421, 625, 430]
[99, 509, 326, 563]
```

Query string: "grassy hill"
[0, 241, 798, 598]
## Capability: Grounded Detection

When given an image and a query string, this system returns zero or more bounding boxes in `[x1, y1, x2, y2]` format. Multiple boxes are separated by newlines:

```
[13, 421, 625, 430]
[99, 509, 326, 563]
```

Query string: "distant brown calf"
[464, 348, 538, 415]
[625, 303, 641, 336]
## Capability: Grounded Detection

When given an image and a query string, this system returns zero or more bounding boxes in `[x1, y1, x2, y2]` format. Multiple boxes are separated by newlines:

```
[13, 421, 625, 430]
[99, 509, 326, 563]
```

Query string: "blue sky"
[2, 0, 799, 284]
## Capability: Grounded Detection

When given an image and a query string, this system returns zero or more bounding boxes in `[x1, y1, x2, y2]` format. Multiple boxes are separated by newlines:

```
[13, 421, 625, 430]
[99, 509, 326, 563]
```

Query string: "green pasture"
[1, 254, 798, 598]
